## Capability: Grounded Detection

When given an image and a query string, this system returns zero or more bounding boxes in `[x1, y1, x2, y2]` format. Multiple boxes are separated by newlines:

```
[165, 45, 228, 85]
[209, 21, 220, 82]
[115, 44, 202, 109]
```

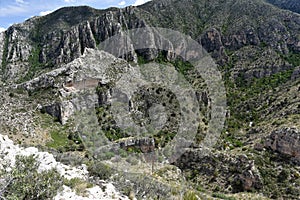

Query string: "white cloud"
[118, 1, 126, 6]
[133, 0, 151, 6]
[64, 0, 76, 3]
[0, 27, 6, 33]
[39, 10, 54, 16]
[15, 0, 29, 5]
[16, 0, 25, 4]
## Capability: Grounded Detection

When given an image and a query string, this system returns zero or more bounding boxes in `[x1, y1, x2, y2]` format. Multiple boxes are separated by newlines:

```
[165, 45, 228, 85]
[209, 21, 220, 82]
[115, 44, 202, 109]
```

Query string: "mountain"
[0, 0, 300, 199]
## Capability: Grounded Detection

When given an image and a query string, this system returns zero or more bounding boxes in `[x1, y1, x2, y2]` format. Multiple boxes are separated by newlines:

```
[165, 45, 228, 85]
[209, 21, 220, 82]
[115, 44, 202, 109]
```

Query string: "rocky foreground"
[0, 134, 129, 200]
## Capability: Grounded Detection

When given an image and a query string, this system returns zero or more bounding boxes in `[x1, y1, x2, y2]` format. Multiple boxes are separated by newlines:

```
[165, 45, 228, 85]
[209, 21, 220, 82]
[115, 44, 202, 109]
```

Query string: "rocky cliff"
[1, 0, 300, 83]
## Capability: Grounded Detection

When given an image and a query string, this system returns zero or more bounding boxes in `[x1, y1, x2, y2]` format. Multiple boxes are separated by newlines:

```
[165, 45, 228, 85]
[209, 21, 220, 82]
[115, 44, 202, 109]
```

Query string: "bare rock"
[291, 66, 300, 81]
[119, 137, 155, 153]
[264, 127, 300, 164]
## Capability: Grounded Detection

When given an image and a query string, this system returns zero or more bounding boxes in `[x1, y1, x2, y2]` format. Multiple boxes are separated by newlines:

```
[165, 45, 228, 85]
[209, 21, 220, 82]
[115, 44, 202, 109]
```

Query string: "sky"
[0, 0, 151, 32]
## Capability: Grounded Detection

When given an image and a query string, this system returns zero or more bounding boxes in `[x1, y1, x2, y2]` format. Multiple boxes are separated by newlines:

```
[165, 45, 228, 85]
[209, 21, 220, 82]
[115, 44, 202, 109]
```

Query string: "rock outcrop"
[264, 127, 300, 164]
[1, 19, 34, 81]
[34, 49, 131, 124]
[119, 137, 155, 153]
[0, 134, 129, 200]
[0, 32, 5, 73]
[1, 0, 300, 83]
[291, 66, 300, 81]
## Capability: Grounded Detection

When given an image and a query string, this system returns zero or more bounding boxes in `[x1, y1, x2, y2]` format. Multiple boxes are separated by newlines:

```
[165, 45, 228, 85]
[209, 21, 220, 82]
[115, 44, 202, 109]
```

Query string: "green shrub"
[212, 193, 236, 200]
[63, 178, 93, 195]
[183, 190, 198, 200]
[281, 52, 300, 67]
[0, 155, 63, 200]
[88, 161, 114, 180]
[46, 127, 84, 152]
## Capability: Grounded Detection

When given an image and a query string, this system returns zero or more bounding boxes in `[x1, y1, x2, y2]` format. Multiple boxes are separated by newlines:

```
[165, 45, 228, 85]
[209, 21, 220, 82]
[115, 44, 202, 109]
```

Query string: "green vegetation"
[46, 126, 84, 152]
[212, 193, 236, 200]
[156, 52, 194, 75]
[88, 161, 114, 180]
[47, 130, 69, 149]
[1, 34, 9, 80]
[153, 130, 177, 148]
[104, 128, 128, 142]
[250, 150, 300, 199]
[224, 68, 294, 135]
[137, 51, 193, 75]
[63, 178, 93, 195]
[0, 155, 62, 199]
[95, 105, 129, 142]
[224, 135, 243, 148]
[18, 46, 43, 83]
[236, 69, 294, 92]
[183, 190, 198, 200]
[281, 52, 300, 67]
[137, 54, 147, 65]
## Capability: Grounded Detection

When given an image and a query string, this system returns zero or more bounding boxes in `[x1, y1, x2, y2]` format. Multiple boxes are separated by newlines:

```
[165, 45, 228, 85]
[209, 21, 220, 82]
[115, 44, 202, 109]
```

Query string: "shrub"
[212, 193, 236, 200]
[88, 161, 114, 180]
[0, 155, 63, 200]
[183, 190, 198, 200]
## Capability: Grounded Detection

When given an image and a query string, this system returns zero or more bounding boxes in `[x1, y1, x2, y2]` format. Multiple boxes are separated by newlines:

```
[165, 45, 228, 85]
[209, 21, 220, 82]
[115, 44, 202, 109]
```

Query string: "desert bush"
[0, 155, 63, 200]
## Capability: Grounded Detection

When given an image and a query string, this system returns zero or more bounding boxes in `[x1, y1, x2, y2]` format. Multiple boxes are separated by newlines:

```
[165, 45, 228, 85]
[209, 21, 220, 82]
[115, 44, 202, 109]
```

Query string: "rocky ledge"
[264, 127, 300, 165]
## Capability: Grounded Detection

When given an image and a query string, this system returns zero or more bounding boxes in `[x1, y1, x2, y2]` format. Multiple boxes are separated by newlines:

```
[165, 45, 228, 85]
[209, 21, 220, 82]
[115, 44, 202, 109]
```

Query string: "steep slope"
[1, 0, 300, 83]
[0, 0, 300, 199]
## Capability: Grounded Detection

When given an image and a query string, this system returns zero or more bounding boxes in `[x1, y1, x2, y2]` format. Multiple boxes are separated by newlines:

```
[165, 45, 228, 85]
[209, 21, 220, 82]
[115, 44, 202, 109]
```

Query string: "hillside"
[0, 0, 299, 199]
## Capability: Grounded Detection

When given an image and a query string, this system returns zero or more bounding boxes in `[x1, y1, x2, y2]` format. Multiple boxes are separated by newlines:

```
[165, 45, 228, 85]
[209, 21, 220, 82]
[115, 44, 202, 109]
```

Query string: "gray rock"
[2, 20, 34, 81]
[291, 66, 300, 81]
[119, 137, 155, 153]
[264, 127, 300, 164]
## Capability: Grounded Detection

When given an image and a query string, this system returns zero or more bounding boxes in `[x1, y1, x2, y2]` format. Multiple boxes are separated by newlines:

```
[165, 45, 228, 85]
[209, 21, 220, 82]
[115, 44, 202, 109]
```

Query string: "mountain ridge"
[1, 0, 300, 83]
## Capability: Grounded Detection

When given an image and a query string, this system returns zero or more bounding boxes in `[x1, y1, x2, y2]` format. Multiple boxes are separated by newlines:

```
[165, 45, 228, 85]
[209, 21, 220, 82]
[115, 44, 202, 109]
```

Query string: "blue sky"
[0, 0, 151, 32]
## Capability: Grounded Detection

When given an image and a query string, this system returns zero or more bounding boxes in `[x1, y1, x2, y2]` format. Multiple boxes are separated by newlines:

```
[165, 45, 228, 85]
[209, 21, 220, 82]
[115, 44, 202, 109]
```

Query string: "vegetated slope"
[0, 0, 300, 199]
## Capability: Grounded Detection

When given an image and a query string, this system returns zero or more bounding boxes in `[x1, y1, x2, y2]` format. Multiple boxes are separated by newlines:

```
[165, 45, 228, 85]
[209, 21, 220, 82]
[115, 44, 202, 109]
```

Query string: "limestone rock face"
[1, 22, 33, 81]
[264, 127, 300, 164]
[40, 21, 97, 65]
[39, 7, 145, 68]
[1, 0, 300, 84]
[119, 137, 155, 153]
[0, 32, 4, 70]
[291, 66, 300, 81]
[23, 49, 130, 125]
[201, 28, 223, 53]
[0, 134, 88, 179]
[200, 28, 227, 64]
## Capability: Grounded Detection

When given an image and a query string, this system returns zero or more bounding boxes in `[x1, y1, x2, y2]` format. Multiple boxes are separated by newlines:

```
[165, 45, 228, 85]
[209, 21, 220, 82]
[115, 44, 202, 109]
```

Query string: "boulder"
[264, 127, 300, 164]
